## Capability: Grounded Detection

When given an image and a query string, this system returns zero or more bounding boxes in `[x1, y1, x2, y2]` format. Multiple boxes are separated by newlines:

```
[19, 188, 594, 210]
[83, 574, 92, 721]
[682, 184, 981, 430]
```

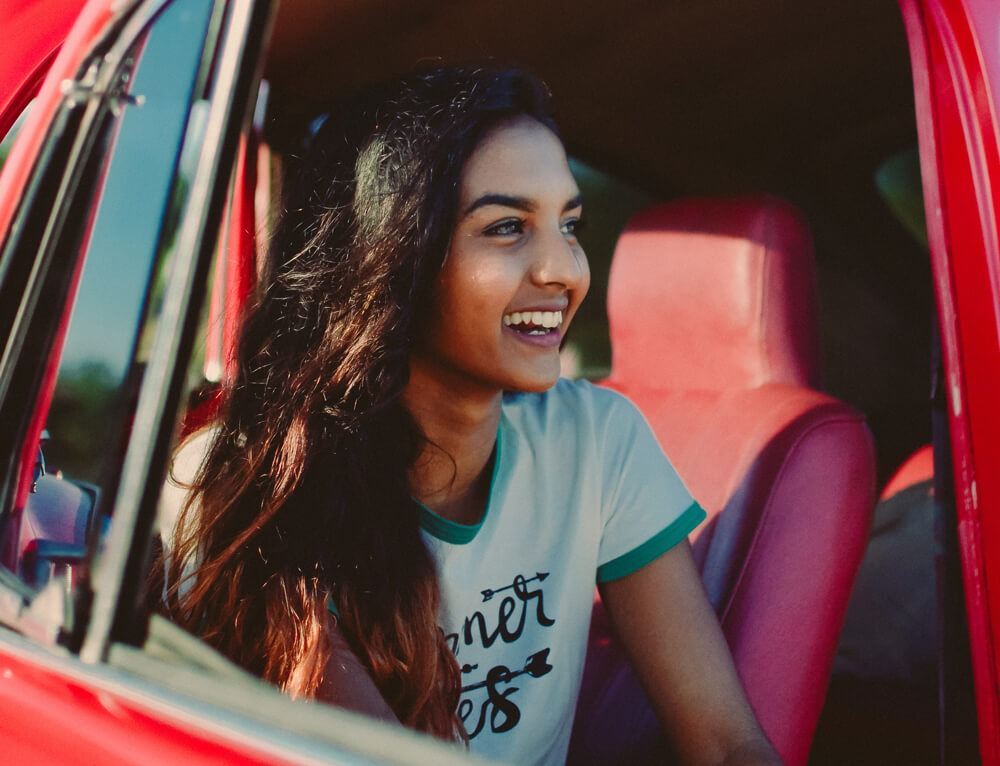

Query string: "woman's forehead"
[458, 116, 579, 206]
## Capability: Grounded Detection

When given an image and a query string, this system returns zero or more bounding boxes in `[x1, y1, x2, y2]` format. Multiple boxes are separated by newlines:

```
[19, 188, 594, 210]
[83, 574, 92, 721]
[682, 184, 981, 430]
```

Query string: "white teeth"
[503, 310, 563, 329]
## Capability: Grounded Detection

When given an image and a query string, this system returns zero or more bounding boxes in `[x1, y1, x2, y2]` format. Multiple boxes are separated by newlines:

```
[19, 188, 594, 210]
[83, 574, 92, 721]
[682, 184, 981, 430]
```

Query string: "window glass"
[2, 0, 216, 593]
[47, 1, 212, 485]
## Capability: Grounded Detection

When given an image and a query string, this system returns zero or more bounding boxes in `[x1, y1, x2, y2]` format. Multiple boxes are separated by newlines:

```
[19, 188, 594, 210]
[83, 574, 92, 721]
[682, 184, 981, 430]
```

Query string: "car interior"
[586, 195, 876, 766]
[0, 0, 968, 764]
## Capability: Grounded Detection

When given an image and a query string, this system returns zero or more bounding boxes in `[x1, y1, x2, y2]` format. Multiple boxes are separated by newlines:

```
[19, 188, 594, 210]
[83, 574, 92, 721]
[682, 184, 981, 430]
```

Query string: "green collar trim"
[416, 424, 502, 545]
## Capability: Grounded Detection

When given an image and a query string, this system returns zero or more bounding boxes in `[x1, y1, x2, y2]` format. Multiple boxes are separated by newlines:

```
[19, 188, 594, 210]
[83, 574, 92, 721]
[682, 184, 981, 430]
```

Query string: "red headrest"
[606, 195, 822, 391]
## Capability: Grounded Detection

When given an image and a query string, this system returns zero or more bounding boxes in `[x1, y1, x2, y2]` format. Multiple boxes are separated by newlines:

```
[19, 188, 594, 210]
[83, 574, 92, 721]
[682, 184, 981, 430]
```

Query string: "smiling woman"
[154, 65, 781, 766]
[413, 115, 589, 397]
[4, 0, 1000, 764]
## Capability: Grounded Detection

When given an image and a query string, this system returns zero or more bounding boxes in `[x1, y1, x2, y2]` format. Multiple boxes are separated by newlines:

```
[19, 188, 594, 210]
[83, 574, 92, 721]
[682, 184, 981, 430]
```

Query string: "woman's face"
[414, 115, 590, 395]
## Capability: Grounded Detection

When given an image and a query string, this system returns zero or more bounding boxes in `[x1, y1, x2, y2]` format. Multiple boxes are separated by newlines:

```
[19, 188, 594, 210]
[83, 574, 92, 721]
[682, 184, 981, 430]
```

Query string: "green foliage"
[45, 361, 119, 484]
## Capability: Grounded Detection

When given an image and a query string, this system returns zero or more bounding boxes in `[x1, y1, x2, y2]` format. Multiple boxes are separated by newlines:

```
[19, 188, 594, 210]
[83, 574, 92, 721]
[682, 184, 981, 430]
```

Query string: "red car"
[0, 0, 998, 764]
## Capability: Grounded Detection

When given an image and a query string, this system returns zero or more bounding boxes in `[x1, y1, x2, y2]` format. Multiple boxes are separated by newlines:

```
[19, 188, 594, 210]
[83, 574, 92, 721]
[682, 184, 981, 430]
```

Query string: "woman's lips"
[501, 307, 566, 348]
[502, 323, 563, 347]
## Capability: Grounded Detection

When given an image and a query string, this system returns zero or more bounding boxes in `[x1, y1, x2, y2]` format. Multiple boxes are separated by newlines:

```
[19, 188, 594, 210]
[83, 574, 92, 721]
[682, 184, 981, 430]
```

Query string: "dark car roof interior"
[263, 0, 930, 486]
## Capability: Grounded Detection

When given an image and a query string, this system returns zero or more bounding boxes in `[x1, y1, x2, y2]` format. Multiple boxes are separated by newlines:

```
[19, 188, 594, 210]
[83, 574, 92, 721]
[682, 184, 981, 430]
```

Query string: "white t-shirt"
[418, 379, 704, 766]
[158, 379, 704, 766]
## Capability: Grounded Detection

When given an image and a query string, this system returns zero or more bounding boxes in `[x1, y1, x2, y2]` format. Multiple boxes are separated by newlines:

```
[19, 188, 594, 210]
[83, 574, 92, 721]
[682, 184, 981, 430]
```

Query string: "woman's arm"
[316, 616, 400, 725]
[598, 541, 782, 766]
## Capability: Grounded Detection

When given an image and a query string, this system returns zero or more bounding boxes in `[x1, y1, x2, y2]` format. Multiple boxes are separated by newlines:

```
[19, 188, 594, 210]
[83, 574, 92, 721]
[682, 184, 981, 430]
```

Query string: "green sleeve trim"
[596, 502, 707, 583]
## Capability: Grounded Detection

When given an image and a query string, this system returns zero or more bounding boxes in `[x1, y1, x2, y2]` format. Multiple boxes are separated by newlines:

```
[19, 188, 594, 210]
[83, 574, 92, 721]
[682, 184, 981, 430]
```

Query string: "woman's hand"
[598, 541, 783, 766]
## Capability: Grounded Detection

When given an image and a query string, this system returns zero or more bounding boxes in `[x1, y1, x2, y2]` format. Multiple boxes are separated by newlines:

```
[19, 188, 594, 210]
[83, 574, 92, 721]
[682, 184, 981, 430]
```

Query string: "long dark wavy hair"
[159, 66, 557, 739]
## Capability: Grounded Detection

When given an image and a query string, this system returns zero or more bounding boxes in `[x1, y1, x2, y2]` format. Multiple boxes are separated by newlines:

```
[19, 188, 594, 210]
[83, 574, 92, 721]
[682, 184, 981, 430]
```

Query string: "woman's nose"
[531, 226, 588, 289]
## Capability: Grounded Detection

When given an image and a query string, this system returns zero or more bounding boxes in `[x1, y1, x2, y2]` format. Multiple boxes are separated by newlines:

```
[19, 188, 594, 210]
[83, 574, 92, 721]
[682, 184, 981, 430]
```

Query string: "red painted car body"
[1, 0, 999, 763]
[900, 0, 1000, 759]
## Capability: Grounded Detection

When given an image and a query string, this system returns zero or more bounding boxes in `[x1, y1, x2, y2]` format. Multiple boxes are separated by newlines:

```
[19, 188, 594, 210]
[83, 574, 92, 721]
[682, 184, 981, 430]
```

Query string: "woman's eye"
[484, 218, 524, 237]
[561, 217, 585, 238]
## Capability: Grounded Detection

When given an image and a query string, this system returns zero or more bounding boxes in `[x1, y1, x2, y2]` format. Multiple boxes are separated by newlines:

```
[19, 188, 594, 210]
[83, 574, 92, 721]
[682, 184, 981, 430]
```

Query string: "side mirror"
[22, 539, 87, 593]
[22, 539, 88, 641]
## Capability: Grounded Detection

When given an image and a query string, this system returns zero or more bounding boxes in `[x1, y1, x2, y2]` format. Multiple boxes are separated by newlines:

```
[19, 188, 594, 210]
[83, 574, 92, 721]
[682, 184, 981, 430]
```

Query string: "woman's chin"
[504, 365, 562, 394]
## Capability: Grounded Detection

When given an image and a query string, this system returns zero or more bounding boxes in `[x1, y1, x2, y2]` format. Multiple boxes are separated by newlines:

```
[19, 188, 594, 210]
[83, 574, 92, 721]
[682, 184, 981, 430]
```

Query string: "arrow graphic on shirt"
[460, 648, 553, 692]
[481, 572, 549, 602]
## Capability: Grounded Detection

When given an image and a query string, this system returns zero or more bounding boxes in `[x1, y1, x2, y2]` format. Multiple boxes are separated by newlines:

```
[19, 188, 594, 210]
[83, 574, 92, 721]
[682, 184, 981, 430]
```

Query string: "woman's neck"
[403, 360, 502, 526]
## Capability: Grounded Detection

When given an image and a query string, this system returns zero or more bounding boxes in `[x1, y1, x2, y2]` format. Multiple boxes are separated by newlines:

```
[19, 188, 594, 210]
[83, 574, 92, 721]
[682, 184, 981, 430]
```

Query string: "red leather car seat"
[572, 196, 876, 766]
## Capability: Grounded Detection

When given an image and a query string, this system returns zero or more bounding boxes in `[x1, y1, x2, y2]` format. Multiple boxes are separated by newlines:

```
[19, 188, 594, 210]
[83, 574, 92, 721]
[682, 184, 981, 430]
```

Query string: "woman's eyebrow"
[463, 193, 535, 217]
[462, 191, 584, 218]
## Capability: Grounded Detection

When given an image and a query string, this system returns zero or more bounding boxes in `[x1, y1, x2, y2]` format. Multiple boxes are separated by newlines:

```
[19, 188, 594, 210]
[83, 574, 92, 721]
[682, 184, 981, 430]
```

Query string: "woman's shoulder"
[171, 427, 218, 485]
[158, 427, 217, 541]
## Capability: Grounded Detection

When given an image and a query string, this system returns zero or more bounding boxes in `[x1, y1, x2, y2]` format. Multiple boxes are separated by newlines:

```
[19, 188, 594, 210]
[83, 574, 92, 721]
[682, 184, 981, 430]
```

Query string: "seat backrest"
[606, 195, 822, 393]
[598, 195, 876, 766]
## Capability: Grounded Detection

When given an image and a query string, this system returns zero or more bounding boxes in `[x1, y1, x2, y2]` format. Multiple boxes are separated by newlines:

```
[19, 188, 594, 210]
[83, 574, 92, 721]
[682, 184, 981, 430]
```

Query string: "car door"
[0, 0, 299, 762]
[899, 0, 1000, 762]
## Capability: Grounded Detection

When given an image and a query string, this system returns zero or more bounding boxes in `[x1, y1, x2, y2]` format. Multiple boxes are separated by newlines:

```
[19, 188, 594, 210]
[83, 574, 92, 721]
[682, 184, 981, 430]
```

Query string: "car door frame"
[899, 0, 1000, 761]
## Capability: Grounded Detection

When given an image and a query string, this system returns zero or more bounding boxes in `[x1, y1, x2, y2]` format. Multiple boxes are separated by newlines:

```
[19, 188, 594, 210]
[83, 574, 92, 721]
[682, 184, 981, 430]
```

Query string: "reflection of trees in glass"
[45, 361, 119, 483]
